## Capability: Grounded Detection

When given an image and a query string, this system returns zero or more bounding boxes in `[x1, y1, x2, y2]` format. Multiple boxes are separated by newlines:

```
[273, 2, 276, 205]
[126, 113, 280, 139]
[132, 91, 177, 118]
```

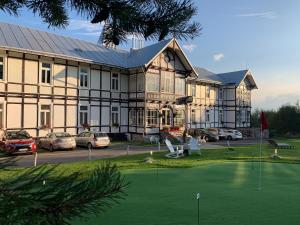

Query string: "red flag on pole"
[260, 111, 269, 131]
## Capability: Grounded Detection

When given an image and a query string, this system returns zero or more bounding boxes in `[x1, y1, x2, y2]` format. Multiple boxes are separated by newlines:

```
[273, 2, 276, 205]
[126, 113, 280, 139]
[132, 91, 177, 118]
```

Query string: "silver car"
[38, 132, 76, 152]
[75, 131, 110, 149]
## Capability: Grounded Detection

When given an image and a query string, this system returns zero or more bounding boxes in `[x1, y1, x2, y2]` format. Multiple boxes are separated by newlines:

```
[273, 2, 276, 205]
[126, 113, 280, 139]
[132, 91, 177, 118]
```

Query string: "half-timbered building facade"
[0, 22, 257, 139]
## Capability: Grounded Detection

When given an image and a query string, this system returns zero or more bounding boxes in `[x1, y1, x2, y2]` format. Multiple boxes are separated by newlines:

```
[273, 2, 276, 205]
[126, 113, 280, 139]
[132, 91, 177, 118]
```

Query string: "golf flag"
[260, 111, 268, 131]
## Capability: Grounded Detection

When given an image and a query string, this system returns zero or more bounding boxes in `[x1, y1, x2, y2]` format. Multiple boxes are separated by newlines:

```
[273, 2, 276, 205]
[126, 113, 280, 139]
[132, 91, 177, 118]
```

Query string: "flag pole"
[258, 115, 263, 190]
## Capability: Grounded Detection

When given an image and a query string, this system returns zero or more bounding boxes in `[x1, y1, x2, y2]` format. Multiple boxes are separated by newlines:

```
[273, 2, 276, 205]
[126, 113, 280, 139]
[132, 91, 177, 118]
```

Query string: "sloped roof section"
[0, 22, 129, 68]
[126, 39, 173, 68]
[193, 67, 219, 83]
[211, 70, 258, 89]
[0, 22, 196, 73]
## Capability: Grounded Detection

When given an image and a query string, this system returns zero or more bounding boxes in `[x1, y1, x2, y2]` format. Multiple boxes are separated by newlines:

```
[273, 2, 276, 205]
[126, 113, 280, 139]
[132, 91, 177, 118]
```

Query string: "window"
[0, 104, 3, 128]
[41, 63, 51, 84]
[40, 105, 51, 127]
[146, 73, 159, 92]
[111, 106, 119, 126]
[146, 109, 159, 127]
[219, 110, 223, 123]
[191, 84, 196, 97]
[0, 57, 3, 80]
[175, 78, 185, 95]
[129, 109, 136, 126]
[191, 109, 196, 124]
[219, 89, 223, 99]
[236, 110, 241, 123]
[111, 73, 119, 91]
[174, 110, 185, 126]
[137, 75, 144, 91]
[247, 111, 251, 123]
[80, 67, 89, 88]
[206, 86, 210, 98]
[205, 110, 210, 122]
[79, 105, 89, 125]
[137, 109, 144, 126]
[161, 71, 174, 93]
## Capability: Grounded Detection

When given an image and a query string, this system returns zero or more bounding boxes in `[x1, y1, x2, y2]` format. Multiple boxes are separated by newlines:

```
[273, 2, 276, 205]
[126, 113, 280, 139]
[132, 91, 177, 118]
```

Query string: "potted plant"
[81, 123, 90, 131]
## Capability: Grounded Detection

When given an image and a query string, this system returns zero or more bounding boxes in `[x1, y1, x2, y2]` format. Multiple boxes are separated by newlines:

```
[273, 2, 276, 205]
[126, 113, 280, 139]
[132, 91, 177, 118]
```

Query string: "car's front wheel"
[227, 136, 233, 141]
[87, 142, 93, 150]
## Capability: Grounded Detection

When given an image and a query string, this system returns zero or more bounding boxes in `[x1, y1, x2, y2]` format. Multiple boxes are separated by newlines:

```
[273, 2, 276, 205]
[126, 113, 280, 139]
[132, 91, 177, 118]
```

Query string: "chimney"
[131, 33, 144, 51]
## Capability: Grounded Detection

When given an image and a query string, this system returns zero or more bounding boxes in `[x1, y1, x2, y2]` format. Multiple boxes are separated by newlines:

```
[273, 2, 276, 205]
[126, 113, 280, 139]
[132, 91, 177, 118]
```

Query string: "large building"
[0, 22, 257, 139]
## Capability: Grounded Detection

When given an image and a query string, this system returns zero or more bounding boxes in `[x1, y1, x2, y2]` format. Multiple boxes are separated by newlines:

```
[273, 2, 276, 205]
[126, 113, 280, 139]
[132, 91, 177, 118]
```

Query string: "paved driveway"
[0, 139, 260, 167]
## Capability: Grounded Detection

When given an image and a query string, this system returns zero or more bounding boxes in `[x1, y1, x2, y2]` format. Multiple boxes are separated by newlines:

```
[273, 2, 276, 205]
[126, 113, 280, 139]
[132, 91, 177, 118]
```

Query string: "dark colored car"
[0, 130, 37, 155]
[198, 129, 219, 142]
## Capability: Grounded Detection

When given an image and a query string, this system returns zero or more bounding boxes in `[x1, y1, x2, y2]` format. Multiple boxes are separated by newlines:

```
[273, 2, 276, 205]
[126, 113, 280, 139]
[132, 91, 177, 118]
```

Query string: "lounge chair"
[188, 138, 201, 155]
[165, 139, 184, 158]
[268, 139, 294, 149]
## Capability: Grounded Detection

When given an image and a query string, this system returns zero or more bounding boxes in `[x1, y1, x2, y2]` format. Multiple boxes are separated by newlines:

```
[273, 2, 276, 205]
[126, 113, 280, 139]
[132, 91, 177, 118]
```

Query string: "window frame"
[0, 56, 4, 81]
[161, 71, 174, 93]
[0, 103, 4, 129]
[40, 62, 52, 85]
[191, 109, 196, 124]
[191, 83, 196, 97]
[175, 77, 185, 95]
[111, 73, 120, 91]
[79, 66, 89, 89]
[39, 104, 52, 128]
[111, 106, 120, 126]
[146, 109, 159, 127]
[79, 105, 89, 126]
[206, 86, 211, 98]
[146, 73, 160, 92]
[205, 110, 210, 123]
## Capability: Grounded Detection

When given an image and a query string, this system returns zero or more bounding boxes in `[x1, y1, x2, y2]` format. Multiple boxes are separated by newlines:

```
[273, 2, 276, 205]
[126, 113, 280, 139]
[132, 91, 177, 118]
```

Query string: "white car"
[223, 129, 243, 140]
[75, 131, 110, 149]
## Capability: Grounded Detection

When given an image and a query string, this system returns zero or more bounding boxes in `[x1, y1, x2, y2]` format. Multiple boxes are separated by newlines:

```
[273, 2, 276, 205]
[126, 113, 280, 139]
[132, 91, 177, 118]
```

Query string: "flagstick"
[258, 123, 263, 190]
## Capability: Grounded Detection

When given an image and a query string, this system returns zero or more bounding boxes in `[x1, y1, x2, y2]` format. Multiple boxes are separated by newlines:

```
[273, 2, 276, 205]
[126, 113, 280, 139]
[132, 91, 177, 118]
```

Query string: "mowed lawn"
[75, 162, 300, 225]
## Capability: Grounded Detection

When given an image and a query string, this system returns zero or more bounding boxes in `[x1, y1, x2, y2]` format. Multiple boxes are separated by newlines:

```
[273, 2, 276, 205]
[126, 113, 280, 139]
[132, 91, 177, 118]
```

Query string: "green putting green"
[75, 162, 300, 225]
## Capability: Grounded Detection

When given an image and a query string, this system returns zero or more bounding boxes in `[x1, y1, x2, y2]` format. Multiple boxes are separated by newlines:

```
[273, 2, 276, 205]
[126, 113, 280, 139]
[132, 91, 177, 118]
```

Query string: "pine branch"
[0, 162, 128, 225]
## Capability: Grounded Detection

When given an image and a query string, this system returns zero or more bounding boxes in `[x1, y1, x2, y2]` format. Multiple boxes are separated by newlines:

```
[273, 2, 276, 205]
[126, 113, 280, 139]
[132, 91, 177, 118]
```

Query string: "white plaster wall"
[7, 58, 22, 83]
[7, 104, 21, 128]
[24, 60, 38, 84]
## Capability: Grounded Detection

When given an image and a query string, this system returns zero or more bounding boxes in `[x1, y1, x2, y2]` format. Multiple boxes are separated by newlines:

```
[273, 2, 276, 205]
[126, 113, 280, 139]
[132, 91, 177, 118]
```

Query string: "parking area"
[0, 139, 263, 167]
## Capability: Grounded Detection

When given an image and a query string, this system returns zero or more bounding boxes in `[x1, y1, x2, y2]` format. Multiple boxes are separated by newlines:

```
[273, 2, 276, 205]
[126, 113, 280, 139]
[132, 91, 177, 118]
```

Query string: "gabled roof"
[0, 21, 197, 75]
[211, 69, 258, 89]
[193, 67, 258, 89]
[126, 39, 173, 68]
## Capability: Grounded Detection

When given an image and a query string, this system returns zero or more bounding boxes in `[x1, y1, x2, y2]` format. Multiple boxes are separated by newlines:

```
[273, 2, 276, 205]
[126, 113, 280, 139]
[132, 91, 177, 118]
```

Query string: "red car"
[0, 130, 37, 155]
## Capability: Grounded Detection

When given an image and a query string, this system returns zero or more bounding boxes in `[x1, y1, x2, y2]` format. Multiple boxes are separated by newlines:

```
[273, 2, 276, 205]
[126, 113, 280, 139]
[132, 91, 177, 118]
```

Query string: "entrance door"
[161, 108, 172, 127]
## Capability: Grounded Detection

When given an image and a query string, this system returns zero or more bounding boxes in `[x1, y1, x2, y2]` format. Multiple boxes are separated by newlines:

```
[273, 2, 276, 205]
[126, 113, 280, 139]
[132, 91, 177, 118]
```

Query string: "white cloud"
[183, 43, 197, 52]
[236, 11, 277, 19]
[213, 53, 224, 62]
[67, 19, 103, 36]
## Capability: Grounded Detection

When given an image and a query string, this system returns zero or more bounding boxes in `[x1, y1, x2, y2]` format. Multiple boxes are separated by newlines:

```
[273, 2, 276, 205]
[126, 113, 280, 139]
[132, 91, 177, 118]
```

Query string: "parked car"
[75, 131, 110, 149]
[0, 130, 36, 155]
[197, 129, 219, 142]
[38, 132, 76, 152]
[207, 128, 226, 140]
[223, 129, 243, 140]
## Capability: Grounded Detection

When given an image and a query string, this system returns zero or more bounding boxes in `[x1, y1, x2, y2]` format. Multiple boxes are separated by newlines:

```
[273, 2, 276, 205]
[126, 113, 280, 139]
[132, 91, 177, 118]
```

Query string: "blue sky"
[0, 0, 299, 110]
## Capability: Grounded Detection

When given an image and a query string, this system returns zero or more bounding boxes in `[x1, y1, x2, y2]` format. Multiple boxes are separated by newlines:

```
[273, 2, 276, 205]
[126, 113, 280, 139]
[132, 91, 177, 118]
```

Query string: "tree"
[0, 0, 201, 45]
[0, 159, 128, 225]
